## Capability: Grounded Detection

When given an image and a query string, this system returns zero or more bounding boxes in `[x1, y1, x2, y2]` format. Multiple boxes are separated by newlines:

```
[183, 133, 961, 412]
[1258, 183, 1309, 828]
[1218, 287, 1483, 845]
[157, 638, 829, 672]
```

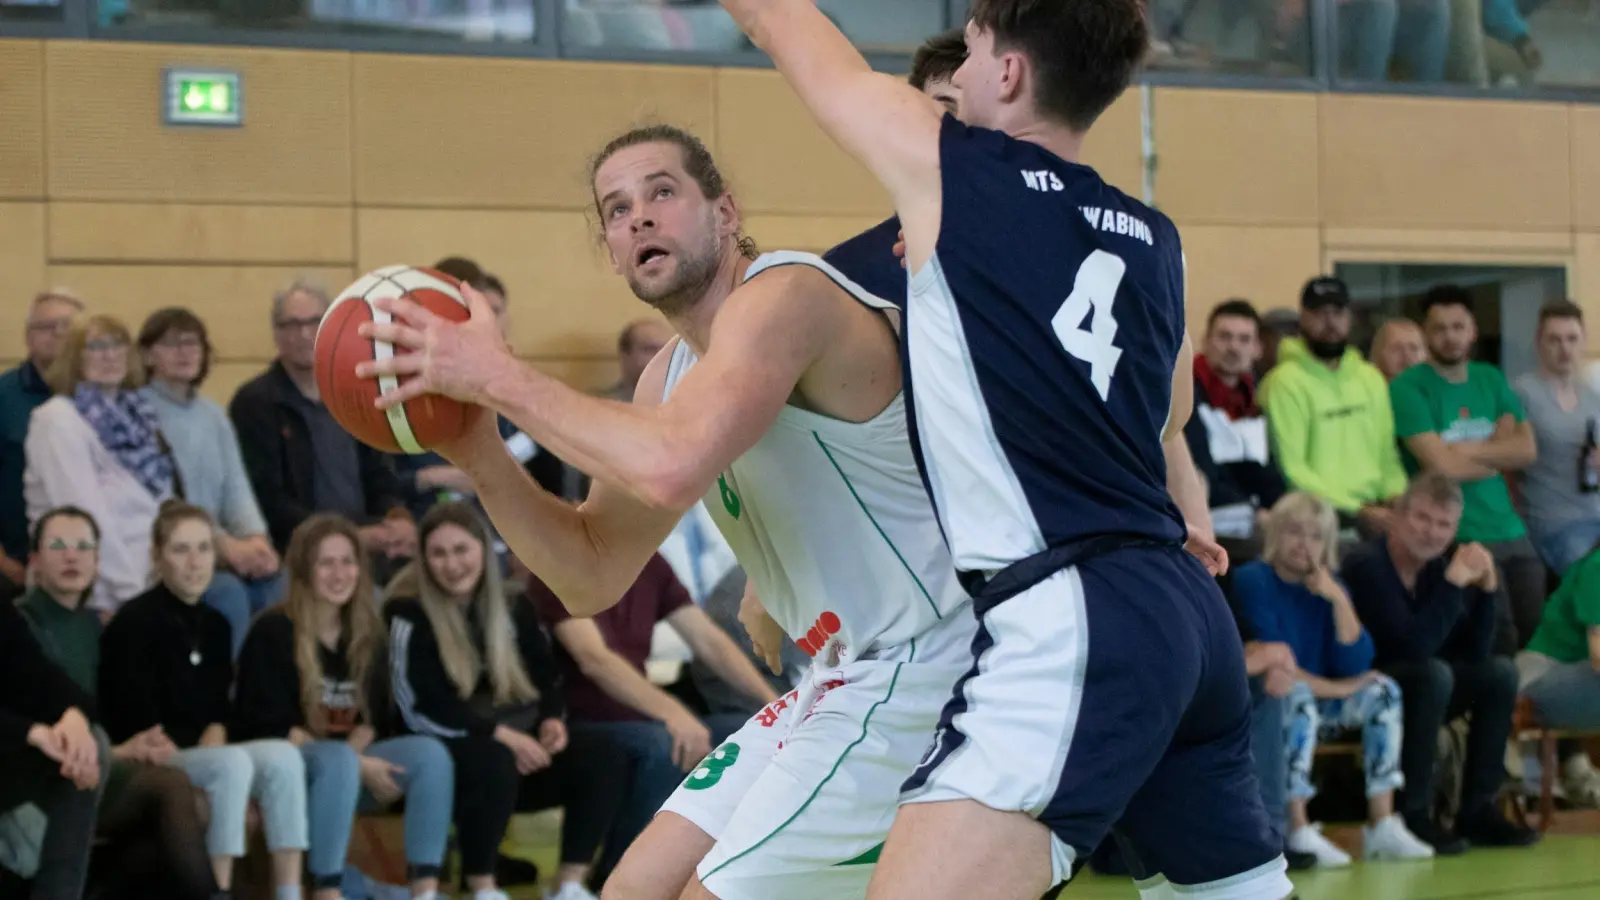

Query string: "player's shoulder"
[745, 249, 897, 314]
[635, 335, 685, 408]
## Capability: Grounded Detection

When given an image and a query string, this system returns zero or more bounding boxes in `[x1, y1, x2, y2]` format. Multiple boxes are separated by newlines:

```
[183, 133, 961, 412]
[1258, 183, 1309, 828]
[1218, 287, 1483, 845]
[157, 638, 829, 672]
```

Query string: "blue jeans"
[299, 736, 454, 888]
[168, 740, 307, 858]
[578, 714, 747, 884]
[1249, 677, 1288, 846]
[204, 569, 287, 658]
[1533, 518, 1600, 576]
[1286, 677, 1405, 801]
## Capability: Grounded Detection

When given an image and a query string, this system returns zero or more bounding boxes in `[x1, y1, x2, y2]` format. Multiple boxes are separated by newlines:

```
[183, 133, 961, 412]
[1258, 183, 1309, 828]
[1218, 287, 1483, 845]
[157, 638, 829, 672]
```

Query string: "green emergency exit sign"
[163, 69, 242, 127]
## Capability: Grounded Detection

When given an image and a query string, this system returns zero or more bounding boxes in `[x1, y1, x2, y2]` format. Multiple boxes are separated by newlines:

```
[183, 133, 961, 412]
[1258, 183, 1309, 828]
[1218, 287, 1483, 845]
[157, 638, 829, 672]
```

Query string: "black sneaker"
[1403, 814, 1469, 855]
[1284, 846, 1318, 871]
[1456, 809, 1540, 848]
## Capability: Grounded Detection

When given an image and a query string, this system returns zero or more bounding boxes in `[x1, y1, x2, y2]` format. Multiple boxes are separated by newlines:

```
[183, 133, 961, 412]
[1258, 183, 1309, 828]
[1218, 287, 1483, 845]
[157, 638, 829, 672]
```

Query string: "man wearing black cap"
[1260, 276, 1409, 536]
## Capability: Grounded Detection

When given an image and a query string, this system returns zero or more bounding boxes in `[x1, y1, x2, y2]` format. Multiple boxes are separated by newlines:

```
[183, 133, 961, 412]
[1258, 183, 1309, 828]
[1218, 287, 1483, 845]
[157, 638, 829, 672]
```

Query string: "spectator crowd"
[3, 257, 1599, 900]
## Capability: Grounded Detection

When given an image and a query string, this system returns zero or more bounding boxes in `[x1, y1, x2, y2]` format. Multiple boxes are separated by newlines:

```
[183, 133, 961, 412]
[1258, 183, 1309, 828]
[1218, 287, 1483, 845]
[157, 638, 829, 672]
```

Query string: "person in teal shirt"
[1389, 286, 1546, 651]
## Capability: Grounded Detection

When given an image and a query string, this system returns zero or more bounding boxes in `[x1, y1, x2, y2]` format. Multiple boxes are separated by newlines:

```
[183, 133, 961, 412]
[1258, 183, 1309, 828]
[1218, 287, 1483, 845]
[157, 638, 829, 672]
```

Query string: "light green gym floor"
[500, 815, 1600, 900]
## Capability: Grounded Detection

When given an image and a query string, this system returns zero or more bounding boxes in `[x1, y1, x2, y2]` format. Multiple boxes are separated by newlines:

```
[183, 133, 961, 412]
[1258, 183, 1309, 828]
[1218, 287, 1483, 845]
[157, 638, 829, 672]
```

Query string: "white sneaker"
[1563, 754, 1600, 808]
[1288, 823, 1352, 867]
[1363, 814, 1436, 861]
[543, 882, 599, 900]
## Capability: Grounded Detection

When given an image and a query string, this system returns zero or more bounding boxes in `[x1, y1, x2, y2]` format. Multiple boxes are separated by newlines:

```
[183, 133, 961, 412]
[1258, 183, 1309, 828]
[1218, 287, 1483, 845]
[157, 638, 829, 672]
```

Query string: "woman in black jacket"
[234, 513, 454, 900]
[97, 501, 309, 900]
[384, 502, 626, 900]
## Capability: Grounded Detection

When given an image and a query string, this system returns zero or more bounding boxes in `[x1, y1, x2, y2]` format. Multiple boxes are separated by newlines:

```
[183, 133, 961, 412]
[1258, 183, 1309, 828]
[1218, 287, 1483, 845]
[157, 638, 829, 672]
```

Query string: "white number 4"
[1051, 250, 1126, 402]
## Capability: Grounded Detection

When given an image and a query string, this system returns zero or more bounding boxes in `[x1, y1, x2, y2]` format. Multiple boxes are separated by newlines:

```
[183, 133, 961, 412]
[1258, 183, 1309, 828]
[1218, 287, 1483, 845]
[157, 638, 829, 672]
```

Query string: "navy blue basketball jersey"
[823, 215, 905, 308]
[906, 116, 1187, 576]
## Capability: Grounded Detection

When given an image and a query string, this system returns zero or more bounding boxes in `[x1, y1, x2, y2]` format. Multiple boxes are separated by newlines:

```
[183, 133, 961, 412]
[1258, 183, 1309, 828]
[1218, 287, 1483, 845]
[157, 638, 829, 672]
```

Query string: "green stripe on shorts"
[701, 661, 907, 881]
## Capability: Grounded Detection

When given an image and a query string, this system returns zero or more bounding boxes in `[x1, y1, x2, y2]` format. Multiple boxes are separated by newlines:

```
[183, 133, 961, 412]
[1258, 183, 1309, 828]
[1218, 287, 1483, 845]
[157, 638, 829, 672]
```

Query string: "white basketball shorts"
[659, 636, 967, 900]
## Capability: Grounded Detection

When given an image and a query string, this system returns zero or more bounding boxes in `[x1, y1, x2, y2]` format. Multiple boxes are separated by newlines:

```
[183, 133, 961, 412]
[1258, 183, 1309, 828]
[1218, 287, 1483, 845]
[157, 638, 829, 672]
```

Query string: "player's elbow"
[631, 451, 713, 513]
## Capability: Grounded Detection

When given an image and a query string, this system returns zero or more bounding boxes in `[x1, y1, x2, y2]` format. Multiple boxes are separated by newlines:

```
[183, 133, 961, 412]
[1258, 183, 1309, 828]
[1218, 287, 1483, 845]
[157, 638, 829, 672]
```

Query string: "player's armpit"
[719, 1, 943, 265]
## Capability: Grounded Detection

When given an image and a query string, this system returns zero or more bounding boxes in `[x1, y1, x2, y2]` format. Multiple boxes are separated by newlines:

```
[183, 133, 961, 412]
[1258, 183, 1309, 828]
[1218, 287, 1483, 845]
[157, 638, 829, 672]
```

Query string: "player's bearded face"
[621, 204, 723, 314]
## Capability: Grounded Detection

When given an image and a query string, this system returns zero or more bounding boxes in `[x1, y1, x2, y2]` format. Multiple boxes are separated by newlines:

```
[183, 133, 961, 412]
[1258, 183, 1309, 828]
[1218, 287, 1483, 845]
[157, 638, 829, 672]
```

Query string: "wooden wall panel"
[1319, 95, 1571, 231]
[45, 41, 352, 204]
[202, 361, 268, 408]
[46, 265, 354, 360]
[0, 40, 44, 200]
[1176, 225, 1323, 336]
[716, 69, 888, 217]
[1574, 106, 1600, 231]
[1081, 91, 1144, 199]
[354, 57, 715, 210]
[50, 203, 354, 265]
[356, 209, 637, 357]
[0, 204, 47, 303]
[1578, 233, 1600, 328]
[1154, 89, 1319, 226]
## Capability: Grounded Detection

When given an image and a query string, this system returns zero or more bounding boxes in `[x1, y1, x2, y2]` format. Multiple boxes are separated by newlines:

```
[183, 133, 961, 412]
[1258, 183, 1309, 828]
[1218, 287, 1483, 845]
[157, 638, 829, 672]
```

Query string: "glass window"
[1335, 0, 1600, 90]
[1333, 261, 1568, 380]
[103, 0, 536, 42]
[560, 0, 946, 54]
[1144, 0, 1316, 77]
[1, 0, 66, 23]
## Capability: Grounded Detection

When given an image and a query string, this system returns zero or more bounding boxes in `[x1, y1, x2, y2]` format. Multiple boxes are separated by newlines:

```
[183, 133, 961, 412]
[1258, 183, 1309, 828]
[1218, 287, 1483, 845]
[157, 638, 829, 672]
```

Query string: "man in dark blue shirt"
[1340, 472, 1536, 853]
[0, 291, 84, 601]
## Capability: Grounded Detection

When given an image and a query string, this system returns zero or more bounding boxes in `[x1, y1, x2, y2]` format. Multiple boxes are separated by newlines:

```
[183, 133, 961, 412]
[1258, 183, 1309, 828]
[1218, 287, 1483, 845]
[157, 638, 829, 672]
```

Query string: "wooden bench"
[1512, 696, 1600, 834]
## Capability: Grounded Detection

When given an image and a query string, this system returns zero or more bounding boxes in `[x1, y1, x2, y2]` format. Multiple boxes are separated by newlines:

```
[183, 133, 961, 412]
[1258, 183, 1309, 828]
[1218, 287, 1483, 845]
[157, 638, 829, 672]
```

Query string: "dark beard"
[1433, 350, 1466, 366]
[1306, 338, 1347, 361]
[627, 246, 722, 318]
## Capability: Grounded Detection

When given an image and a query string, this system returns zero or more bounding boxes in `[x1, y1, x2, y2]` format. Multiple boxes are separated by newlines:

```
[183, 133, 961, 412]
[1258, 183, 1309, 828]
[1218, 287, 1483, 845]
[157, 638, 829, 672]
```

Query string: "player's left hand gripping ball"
[357, 283, 505, 409]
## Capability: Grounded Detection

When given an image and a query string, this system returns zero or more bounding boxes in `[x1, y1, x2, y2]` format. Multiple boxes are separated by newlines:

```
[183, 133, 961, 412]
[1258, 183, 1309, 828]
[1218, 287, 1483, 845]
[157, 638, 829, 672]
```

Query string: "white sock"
[275, 886, 303, 900]
[411, 892, 437, 900]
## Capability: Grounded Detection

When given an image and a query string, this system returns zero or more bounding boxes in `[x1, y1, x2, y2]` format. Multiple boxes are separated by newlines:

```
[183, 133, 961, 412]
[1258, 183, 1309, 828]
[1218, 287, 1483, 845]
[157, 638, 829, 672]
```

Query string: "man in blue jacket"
[1340, 472, 1537, 854]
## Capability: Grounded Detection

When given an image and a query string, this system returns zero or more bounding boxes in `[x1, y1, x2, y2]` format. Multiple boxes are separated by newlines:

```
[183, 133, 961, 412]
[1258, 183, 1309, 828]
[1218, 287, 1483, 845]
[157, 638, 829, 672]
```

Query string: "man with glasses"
[228, 279, 417, 581]
[0, 291, 85, 602]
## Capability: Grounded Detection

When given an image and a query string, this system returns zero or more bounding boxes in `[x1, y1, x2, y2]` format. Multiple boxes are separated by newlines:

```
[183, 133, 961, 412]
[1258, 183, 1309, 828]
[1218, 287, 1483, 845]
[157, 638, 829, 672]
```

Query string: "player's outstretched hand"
[357, 282, 507, 409]
[1185, 525, 1229, 576]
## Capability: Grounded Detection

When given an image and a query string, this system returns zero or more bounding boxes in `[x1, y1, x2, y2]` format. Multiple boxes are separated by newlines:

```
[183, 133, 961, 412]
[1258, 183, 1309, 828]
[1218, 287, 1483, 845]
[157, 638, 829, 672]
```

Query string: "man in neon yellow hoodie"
[1260, 277, 1408, 533]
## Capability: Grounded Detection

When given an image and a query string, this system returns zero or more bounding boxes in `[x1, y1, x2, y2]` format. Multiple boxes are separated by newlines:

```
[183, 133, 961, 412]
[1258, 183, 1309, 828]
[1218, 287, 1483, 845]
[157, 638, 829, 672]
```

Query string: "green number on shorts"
[685, 742, 741, 791]
[718, 475, 742, 519]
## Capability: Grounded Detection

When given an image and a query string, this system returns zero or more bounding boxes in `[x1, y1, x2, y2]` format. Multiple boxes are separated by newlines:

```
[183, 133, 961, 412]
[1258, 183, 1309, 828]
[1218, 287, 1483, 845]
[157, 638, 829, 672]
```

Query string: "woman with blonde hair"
[23, 313, 254, 625]
[233, 513, 454, 900]
[1234, 491, 1430, 866]
[23, 314, 175, 613]
[385, 502, 625, 900]
[97, 502, 309, 900]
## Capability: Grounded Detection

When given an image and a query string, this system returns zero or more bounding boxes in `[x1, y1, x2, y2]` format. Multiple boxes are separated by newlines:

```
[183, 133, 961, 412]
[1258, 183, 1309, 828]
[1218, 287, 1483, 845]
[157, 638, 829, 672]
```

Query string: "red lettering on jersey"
[756, 689, 801, 728]
[796, 610, 843, 657]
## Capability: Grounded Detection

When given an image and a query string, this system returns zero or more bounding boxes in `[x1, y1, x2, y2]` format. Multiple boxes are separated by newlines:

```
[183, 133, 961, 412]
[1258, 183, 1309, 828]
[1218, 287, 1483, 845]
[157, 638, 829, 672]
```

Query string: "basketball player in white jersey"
[356, 121, 978, 900]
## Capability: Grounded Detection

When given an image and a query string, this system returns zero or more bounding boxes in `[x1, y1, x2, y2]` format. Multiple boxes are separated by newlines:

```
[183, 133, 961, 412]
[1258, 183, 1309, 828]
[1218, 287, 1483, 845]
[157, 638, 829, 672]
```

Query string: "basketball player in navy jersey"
[719, 2, 1292, 900]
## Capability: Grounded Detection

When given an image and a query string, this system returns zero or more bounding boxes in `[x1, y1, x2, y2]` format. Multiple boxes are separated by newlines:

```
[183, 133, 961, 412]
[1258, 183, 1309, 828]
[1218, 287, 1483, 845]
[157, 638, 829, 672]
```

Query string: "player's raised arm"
[719, 0, 945, 265]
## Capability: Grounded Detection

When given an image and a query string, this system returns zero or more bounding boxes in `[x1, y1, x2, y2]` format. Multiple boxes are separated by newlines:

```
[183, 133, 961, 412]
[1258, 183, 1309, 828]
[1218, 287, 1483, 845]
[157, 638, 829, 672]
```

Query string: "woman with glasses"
[139, 308, 284, 653]
[22, 314, 177, 615]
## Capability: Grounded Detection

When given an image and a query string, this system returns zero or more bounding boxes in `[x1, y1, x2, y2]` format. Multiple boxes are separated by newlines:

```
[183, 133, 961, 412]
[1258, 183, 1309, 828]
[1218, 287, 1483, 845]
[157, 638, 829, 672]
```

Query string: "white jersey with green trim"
[661, 250, 972, 667]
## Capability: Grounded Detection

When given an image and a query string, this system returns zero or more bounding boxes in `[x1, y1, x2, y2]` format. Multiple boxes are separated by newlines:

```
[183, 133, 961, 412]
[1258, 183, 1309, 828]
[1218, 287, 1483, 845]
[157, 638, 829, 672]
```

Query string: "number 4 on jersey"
[1051, 250, 1126, 402]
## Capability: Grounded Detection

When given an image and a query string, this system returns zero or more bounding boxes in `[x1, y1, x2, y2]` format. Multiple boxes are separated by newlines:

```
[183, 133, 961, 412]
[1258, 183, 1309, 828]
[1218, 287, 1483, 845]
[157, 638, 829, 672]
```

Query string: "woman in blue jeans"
[234, 513, 454, 900]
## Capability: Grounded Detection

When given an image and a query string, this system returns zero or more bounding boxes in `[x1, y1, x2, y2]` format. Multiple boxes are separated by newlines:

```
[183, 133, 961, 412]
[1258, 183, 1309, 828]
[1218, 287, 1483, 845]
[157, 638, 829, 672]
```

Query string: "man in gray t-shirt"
[1515, 301, 1600, 574]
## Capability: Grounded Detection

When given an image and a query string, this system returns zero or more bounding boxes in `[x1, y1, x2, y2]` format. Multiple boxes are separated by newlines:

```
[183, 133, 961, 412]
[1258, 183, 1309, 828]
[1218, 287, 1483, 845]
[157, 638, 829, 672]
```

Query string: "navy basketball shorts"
[902, 544, 1293, 899]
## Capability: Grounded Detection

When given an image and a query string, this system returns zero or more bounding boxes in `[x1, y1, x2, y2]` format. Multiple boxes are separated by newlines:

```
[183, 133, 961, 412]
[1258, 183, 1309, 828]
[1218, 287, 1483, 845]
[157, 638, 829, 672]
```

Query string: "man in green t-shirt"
[1389, 285, 1547, 652]
[1518, 546, 1600, 802]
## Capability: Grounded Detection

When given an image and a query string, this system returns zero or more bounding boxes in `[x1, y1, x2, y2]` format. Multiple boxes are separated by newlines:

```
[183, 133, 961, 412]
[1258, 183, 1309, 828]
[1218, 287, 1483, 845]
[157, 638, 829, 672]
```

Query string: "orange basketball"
[314, 265, 483, 455]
